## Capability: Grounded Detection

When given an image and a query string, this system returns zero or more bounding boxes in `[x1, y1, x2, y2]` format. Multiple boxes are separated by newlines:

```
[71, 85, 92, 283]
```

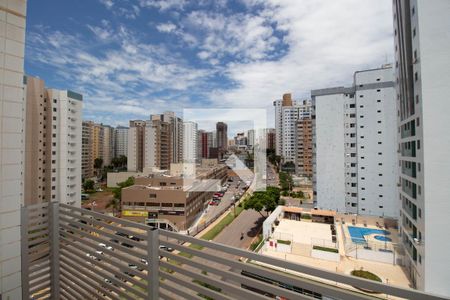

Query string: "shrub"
[301, 214, 311, 219]
[351, 270, 382, 282]
[277, 239, 291, 245]
[313, 245, 338, 253]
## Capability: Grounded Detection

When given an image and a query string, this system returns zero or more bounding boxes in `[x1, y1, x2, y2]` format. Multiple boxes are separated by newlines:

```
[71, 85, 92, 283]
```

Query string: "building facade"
[45, 89, 83, 206]
[183, 121, 198, 163]
[216, 122, 228, 158]
[144, 119, 172, 170]
[121, 165, 228, 230]
[127, 120, 146, 172]
[312, 65, 398, 218]
[24, 76, 83, 207]
[0, 2, 27, 297]
[114, 125, 128, 158]
[393, 0, 450, 295]
[82, 121, 93, 179]
[273, 94, 312, 163]
[102, 125, 113, 166]
[266, 128, 276, 150]
[295, 118, 313, 178]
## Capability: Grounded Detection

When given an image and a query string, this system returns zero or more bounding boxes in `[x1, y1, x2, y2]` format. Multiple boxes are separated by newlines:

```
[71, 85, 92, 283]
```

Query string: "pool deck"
[260, 219, 412, 292]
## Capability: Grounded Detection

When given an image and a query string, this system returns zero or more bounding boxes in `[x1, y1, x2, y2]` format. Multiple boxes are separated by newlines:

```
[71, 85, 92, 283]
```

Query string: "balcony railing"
[21, 202, 444, 300]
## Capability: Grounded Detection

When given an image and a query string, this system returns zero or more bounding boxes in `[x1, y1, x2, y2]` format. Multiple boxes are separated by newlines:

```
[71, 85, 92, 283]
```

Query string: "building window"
[416, 117, 420, 126]
[149, 193, 157, 198]
[418, 208, 421, 218]
[413, 28, 416, 37]
[377, 99, 381, 102]
[415, 72, 418, 81]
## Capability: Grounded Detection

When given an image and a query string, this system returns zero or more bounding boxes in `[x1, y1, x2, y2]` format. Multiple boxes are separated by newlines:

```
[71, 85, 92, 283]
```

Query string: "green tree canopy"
[244, 187, 281, 217]
[112, 177, 135, 201]
[94, 157, 103, 169]
[83, 179, 95, 192]
[279, 172, 293, 191]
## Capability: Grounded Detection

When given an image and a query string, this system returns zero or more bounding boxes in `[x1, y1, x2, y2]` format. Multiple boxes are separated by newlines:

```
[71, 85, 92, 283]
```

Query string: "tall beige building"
[82, 122, 115, 179]
[295, 118, 313, 178]
[24, 76, 83, 206]
[144, 118, 172, 170]
[0, 2, 27, 297]
[24, 76, 47, 204]
[102, 125, 113, 166]
[127, 120, 146, 172]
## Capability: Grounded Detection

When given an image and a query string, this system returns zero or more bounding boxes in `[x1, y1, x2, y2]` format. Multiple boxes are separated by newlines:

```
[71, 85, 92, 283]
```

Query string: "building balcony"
[20, 202, 441, 300]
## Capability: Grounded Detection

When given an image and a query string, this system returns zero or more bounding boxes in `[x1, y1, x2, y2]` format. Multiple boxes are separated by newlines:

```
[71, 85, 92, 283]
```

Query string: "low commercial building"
[121, 164, 228, 230]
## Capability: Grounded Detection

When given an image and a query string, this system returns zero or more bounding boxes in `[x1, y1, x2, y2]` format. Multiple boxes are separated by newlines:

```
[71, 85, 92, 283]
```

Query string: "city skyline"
[25, 0, 394, 128]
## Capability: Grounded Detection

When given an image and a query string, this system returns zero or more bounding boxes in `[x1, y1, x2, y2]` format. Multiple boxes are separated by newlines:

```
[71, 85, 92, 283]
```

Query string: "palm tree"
[105, 197, 121, 217]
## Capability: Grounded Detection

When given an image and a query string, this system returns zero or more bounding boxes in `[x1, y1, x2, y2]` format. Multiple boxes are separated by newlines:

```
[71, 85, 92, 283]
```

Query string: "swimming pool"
[347, 226, 390, 244]
[374, 235, 392, 242]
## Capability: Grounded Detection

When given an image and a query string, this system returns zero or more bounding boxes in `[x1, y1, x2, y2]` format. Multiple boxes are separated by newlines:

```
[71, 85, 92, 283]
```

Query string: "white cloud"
[183, 10, 279, 62]
[26, 25, 214, 122]
[156, 22, 177, 33]
[99, 0, 114, 9]
[139, 0, 186, 11]
[209, 0, 394, 112]
[87, 24, 113, 40]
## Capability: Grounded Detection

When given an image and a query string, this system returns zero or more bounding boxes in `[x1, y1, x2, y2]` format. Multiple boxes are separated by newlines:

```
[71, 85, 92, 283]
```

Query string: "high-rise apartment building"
[102, 124, 113, 166]
[144, 119, 172, 170]
[247, 129, 255, 149]
[24, 76, 83, 206]
[295, 118, 313, 178]
[183, 121, 198, 163]
[92, 122, 103, 172]
[273, 94, 312, 162]
[153, 111, 183, 164]
[114, 125, 128, 157]
[45, 89, 83, 205]
[312, 65, 398, 218]
[0, 2, 27, 297]
[393, 0, 450, 295]
[234, 132, 247, 147]
[127, 120, 146, 172]
[216, 122, 228, 158]
[81, 121, 105, 178]
[82, 121, 93, 179]
[266, 128, 276, 150]
[24, 76, 46, 205]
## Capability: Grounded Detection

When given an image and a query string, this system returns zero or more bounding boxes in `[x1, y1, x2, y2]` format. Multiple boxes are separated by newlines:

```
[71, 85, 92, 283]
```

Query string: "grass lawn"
[351, 270, 382, 282]
[200, 203, 245, 241]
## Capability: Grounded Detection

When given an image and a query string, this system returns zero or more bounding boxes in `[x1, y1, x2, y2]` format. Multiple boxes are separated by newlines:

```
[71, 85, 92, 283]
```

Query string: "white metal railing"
[20, 202, 448, 300]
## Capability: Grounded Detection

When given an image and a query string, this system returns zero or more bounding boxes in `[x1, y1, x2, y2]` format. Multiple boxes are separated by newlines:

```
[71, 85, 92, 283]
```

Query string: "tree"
[244, 187, 281, 217]
[111, 157, 121, 168]
[106, 198, 121, 216]
[83, 179, 95, 192]
[279, 172, 293, 191]
[94, 157, 103, 177]
[94, 157, 103, 169]
[112, 177, 135, 201]
[119, 155, 127, 167]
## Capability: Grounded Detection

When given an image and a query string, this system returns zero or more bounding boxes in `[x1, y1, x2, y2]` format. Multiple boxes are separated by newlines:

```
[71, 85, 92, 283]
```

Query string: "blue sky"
[25, 0, 394, 134]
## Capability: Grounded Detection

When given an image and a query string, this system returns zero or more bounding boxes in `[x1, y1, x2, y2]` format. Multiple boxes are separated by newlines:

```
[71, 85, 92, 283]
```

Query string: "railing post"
[147, 227, 159, 300]
[49, 202, 60, 299]
[20, 205, 29, 300]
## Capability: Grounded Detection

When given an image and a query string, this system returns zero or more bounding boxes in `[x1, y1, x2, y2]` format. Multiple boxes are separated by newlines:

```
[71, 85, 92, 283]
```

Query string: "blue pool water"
[347, 226, 390, 244]
[374, 235, 392, 242]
